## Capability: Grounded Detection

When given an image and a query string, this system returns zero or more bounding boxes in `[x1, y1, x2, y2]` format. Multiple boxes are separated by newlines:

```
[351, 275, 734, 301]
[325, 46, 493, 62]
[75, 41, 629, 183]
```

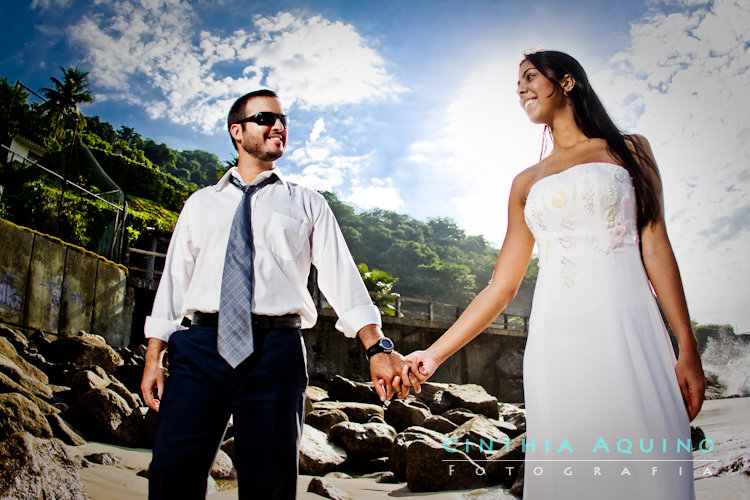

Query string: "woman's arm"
[632, 135, 706, 420]
[402, 172, 536, 382]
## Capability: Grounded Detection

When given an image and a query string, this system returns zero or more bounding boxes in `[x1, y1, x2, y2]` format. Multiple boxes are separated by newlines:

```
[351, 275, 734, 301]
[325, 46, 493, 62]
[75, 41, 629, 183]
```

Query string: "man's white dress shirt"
[144, 167, 381, 342]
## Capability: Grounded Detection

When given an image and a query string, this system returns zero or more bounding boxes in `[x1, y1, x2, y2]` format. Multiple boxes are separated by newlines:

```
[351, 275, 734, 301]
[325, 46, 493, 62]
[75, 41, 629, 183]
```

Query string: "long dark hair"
[523, 50, 660, 232]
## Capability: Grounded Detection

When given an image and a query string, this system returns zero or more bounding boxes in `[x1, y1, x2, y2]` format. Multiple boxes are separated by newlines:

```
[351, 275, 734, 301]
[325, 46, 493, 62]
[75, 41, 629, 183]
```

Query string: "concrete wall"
[305, 308, 528, 403]
[0, 218, 132, 346]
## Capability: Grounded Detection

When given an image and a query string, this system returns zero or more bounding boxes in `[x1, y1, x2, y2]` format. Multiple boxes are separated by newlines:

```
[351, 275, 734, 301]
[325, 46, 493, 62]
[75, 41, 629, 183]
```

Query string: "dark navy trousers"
[149, 324, 307, 500]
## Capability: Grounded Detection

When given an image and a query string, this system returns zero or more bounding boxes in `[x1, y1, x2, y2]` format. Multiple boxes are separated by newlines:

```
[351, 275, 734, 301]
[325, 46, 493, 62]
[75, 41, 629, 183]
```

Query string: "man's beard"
[241, 136, 284, 162]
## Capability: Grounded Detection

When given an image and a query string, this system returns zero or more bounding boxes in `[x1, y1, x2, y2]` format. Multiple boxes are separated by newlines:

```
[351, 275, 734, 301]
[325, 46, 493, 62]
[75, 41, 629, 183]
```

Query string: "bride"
[402, 50, 706, 499]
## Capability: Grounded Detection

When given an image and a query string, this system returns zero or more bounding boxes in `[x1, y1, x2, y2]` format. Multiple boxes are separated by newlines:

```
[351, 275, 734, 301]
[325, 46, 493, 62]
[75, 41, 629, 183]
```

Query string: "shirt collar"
[216, 166, 290, 194]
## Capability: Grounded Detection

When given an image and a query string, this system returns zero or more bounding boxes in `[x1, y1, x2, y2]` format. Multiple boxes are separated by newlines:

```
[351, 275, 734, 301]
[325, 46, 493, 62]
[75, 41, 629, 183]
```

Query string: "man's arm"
[357, 324, 420, 400]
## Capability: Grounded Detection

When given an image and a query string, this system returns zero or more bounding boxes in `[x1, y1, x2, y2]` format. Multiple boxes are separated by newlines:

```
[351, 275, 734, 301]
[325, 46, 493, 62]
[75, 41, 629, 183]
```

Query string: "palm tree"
[39, 66, 95, 137]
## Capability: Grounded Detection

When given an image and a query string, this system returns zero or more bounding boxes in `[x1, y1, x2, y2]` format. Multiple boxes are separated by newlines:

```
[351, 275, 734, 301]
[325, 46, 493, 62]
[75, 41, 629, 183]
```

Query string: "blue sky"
[2, 0, 749, 333]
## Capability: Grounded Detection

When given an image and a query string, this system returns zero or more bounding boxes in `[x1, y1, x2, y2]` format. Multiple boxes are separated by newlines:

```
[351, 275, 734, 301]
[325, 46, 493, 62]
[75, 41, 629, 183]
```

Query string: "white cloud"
[68, 3, 405, 134]
[31, 0, 72, 10]
[595, 0, 750, 331]
[403, 0, 750, 331]
[284, 117, 376, 193]
[347, 178, 404, 211]
[401, 49, 541, 245]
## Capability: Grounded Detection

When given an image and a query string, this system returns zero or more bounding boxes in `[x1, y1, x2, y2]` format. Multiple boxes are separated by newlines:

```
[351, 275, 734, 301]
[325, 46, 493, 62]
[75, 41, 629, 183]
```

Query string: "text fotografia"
[442, 436, 714, 455]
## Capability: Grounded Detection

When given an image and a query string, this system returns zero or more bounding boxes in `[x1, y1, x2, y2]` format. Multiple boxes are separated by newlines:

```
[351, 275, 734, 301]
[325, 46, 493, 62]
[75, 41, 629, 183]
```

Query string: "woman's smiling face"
[517, 58, 564, 125]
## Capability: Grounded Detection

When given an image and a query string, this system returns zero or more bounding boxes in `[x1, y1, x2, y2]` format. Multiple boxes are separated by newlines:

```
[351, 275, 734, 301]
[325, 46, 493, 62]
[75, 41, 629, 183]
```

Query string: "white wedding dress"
[522, 163, 695, 499]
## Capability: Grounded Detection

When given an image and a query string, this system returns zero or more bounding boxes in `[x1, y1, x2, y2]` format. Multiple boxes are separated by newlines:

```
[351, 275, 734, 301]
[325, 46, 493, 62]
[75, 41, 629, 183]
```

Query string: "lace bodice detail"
[524, 163, 639, 286]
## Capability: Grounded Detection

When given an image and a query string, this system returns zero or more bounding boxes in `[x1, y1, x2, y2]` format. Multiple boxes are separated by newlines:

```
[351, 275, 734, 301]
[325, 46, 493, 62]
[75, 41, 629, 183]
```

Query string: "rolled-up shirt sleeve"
[144, 199, 196, 342]
[310, 197, 381, 337]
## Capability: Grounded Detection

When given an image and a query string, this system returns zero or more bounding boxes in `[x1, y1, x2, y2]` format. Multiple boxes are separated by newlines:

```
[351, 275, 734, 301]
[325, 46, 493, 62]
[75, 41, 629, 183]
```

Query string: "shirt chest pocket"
[262, 211, 308, 261]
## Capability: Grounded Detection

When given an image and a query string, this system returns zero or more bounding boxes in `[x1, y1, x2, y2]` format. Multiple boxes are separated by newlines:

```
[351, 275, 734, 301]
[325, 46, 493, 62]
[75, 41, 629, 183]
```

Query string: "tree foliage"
[321, 191, 536, 305]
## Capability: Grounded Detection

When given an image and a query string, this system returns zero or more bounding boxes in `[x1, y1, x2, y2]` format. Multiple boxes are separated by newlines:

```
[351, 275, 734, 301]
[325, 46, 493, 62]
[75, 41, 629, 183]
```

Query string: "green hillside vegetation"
[1, 68, 537, 306]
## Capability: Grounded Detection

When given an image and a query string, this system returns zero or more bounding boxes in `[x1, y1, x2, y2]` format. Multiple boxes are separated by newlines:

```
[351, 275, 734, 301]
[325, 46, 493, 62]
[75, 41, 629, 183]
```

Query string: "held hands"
[675, 347, 707, 421]
[401, 349, 442, 386]
[370, 351, 422, 401]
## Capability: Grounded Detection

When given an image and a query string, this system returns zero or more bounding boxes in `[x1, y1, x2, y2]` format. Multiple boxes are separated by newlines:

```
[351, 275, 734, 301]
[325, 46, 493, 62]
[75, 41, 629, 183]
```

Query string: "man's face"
[235, 96, 287, 162]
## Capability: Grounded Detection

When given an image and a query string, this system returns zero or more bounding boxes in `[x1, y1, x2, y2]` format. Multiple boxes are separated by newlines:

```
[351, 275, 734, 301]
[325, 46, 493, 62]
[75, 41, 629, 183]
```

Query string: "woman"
[403, 50, 706, 499]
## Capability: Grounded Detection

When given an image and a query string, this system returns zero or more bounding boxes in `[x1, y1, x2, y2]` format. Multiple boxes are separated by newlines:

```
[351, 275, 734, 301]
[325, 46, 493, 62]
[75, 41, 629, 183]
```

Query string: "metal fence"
[123, 246, 528, 332]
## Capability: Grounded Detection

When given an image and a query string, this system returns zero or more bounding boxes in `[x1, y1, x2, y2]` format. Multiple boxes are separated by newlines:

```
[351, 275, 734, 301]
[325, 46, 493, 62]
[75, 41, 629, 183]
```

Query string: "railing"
[2, 144, 127, 262]
[123, 246, 528, 332]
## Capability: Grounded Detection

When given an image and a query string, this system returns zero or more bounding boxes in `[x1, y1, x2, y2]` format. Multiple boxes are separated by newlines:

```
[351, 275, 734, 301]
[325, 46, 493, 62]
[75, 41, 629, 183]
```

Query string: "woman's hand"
[402, 349, 442, 385]
[675, 348, 706, 421]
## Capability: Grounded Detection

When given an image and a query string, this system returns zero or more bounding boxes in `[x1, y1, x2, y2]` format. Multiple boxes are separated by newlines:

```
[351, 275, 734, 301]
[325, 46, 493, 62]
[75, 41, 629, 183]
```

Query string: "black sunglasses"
[234, 112, 288, 128]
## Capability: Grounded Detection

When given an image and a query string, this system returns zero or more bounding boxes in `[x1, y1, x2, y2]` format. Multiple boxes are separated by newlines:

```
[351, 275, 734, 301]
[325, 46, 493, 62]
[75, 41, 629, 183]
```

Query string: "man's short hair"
[227, 89, 279, 150]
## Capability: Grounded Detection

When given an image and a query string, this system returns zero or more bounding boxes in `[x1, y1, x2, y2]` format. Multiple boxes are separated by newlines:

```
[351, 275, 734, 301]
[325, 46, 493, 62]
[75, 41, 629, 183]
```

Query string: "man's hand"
[370, 350, 420, 401]
[140, 338, 167, 412]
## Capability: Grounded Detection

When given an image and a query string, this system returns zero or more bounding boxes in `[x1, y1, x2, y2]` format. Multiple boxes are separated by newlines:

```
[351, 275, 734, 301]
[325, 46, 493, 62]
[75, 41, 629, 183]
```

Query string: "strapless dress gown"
[522, 162, 695, 499]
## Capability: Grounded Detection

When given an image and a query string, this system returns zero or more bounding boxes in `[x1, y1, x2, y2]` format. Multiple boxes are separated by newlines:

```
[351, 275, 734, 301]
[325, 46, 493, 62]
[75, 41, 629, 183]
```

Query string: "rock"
[0, 371, 59, 416]
[43, 336, 123, 375]
[132, 343, 148, 359]
[704, 371, 727, 399]
[389, 429, 445, 481]
[448, 415, 511, 453]
[406, 438, 490, 492]
[0, 354, 53, 400]
[324, 472, 352, 479]
[299, 424, 347, 475]
[494, 419, 521, 439]
[367, 414, 386, 424]
[0, 325, 28, 352]
[445, 384, 500, 419]
[107, 376, 143, 410]
[329, 421, 396, 462]
[354, 456, 390, 474]
[510, 462, 524, 496]
[417, 382, 500, 417]
[0, 432, 90, 499]
[63, 387, 144, 447]
[486, 432, 526, 486]
[306, 408, 349, 434]
[421, 415, 458, 434]
[327, 375, 381, 405]
[220, 437, 235, 462]
[498, 402, 526, 429]
[84, 452, 121, 465]
[306, 385, 329, 403]
[307, 477, 352, 500]
[46, 414, 86, 446]
[114, 364, 145, 395]
[210, 449, 236, 480]
[442, 408, 477, 426]
[0, 338, 51, 394]
[384, 397, 431, 432]
[0, 393, 53, 440]
[305, 395, 314, 418]
[691, 426, 706, 451]
[68, 368, 110, 398]
[313, 401, 384, 423]
[206, 476, 219, 495]
[374, 471, 398, 483]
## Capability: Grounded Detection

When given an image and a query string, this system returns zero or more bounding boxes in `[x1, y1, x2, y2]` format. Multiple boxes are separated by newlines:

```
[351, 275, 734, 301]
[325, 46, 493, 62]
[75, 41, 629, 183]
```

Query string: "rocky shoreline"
[0, 323, 746, 499]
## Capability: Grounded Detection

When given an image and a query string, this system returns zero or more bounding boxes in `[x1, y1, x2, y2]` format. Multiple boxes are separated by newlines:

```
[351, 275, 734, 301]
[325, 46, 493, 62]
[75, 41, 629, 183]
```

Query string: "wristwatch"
[365, 337, 394, 361]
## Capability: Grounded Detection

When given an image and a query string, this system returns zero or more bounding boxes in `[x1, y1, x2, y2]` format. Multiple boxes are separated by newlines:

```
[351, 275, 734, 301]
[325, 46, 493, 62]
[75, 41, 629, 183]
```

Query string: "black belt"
[183, 312, 301, 330]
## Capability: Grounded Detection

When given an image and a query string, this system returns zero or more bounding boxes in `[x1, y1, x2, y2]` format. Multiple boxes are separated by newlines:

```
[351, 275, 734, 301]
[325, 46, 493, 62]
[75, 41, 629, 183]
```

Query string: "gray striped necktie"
[217, 173, 278, 368]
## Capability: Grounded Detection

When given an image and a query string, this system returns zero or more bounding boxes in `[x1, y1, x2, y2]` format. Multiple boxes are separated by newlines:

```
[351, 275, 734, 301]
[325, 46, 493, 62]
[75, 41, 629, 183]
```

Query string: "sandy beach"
[68, 397, 750, 499]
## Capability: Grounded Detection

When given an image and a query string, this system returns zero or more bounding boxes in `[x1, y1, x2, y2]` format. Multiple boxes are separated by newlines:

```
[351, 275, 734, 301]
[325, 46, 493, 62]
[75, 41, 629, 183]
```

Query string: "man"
[141, 89, 415, 499]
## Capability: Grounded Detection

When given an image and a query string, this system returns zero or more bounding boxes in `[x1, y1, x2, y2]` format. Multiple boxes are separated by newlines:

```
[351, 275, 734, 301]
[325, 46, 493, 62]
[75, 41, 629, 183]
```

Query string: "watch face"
[380, 338, 394, 350]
